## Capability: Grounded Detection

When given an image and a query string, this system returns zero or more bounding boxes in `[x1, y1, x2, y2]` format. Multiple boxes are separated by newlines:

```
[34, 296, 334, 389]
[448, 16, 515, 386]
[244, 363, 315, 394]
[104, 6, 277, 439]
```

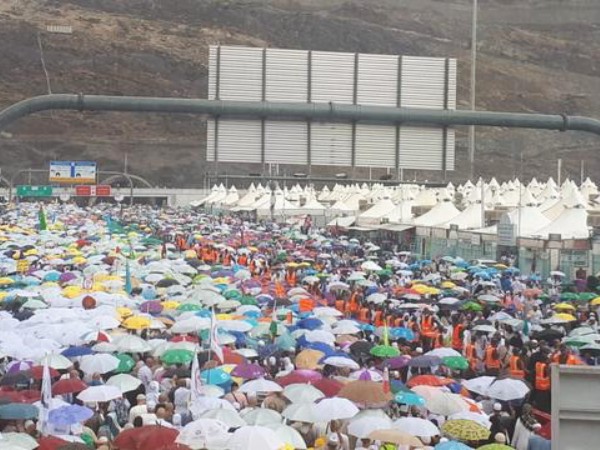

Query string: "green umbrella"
[579, 292, 597, 302]
[177, 303, 203, 312]
[370, 345, 400, 358]
[376, 269, 393, 277]
[442, 356, 469, 371]
[223, 289, 241, 299]
[239, 295, 258, 306]
[161, 349, 194, 365]
[560, 292, 580, 302]
[115, 354, 136, 373]
[461, 301, 483, 312]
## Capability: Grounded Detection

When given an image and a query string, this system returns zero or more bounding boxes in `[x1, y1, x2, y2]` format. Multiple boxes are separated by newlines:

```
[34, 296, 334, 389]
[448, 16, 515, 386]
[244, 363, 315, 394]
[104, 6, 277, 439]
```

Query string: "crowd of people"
[0, 202, 596, 450]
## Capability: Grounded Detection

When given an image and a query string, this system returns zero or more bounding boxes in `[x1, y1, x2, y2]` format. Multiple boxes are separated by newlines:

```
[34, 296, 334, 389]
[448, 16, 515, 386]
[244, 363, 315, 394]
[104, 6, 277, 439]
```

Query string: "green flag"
[38, 206, 47, 231]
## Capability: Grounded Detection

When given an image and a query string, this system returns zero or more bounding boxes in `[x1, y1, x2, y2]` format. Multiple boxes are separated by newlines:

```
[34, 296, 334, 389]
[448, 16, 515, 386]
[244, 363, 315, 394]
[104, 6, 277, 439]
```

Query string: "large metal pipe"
[2, 94, 600, 136]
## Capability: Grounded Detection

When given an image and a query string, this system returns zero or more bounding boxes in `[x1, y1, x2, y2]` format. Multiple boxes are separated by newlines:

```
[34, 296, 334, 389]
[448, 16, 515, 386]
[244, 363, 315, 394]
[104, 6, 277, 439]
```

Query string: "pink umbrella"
[277, 370, 323, 386]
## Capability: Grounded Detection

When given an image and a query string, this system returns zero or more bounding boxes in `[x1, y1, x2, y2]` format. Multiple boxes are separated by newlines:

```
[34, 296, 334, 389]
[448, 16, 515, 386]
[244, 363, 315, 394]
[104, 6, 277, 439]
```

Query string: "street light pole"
[468, 0, 478, 180]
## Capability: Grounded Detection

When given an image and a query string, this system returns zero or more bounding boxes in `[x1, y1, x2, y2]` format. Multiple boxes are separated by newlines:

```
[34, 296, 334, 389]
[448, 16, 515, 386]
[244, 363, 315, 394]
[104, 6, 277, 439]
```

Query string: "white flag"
[39, 355, 53, 434]
[190, 349, 202, 401]
[210, 309, 224, 364]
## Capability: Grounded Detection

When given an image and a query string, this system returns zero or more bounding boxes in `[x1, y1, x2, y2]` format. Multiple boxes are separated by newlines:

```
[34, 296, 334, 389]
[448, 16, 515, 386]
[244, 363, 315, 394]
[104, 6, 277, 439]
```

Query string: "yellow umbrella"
[441, 281, 456, 289]
[212, 278, 230, 285]
[555, 313, 577, 322]
[494, 263, 508, 269]
[0, 292, 8, 302]
[24, 249, 38, 256]
[216, 314, 233, 320]
[184, 250, 197, 259]
[62, 286, 83, 299]
[295, 349, 324, 370]
[0, 278, 15, 286]
[553, 303, 576, 311]
[162, 301, 181, 310]
[72, 256, 87, 265]
[442, 419, 491, 441]
[122, 316, 151, 330]
[117, 307, 133, 318]
[591, 297, 600, 306]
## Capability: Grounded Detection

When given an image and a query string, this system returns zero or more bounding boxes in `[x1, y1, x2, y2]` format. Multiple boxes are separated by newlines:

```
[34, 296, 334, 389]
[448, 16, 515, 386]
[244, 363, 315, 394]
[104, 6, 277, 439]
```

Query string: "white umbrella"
[426, 392, 469, 416]
[313, 307, 343, 317]
[282, 384, 324, 404]
[106, 374, 143, 393]
[449, 411, 492, 429]
[321, 356, 360, 370]
[227, 426, 285, 450]
[332, 323, 361, 335]
[239, 378, 282, 394]
[218, 320, 253, 333]
[199, 409, 246, 428]
[38, 354, 72, 370]
[305, 330, 335, 345]
[0, 432, 38, 450]
[315, 397, 359, 422]
[77, 385, 122, 403]
[196, 385, 225, 398]
[462, 376, 495, 395]
[393, 417, 440, 437]
[91, 342, 118, 353]
[265, 423, 307, 449]
[176, 418, 231, 450]
[114, 335, 152, 353]
[282, 403, 320, 423]
[425, 348, 462, 358]
[171, 317, 211, 334]
[472, 325, 497, 334]
[486, 378, 530, 401]
[348, 416, 393, 438]
[361, 261, 382, 271]
[242, 408, 283, 426]
[80, 354, 120, 375]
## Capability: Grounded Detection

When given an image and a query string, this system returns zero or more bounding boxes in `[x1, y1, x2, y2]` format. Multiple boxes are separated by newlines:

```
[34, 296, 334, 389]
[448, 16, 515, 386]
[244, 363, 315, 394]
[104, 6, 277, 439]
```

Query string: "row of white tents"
[192, 177, 599, 240]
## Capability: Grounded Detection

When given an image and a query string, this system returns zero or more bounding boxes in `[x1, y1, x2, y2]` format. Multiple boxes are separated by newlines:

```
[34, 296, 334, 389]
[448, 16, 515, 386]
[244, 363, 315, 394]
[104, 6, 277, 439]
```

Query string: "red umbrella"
[28, 366, 60, 380]
[277, 370, 323, 386]
[311, 378, 344, 397]
[215, 347, 246, 365]
[114, 425, 179, 450]
[406, 375, 455, 388]
[52, 378, 88, 396]
[38, 435, 70, 450]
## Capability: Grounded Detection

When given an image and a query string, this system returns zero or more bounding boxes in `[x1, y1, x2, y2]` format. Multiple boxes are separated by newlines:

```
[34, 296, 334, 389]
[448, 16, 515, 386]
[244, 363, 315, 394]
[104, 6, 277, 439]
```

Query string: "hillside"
[0, 0, 599, 187]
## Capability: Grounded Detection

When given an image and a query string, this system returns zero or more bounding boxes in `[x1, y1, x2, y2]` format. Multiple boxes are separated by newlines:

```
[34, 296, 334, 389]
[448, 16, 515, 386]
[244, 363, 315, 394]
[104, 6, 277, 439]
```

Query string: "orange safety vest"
[335, 299, 345, 313]
[359, 308, 370, 323]
[509, 355, 525, 379]
[535, 362, 550, 391]
[275, 282, 285, 299]
[349, 293, 359, 313]
[223, 254, 232, 266]
[286, 272, 296, 286]
[239, 255, 248, 266]
[374, 311, 384, 327]
[465, 344, 477, 369]
[552, 353, 580, 365]
[452, 325, 464, 350]
[421, 316, 436, 338]
[286, 311, 293, 324]
[485, 346, 501, 369]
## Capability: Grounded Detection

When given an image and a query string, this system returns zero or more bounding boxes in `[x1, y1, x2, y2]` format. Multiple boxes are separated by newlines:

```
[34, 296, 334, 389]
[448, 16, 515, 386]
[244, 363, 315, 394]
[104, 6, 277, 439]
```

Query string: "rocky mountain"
[1, 0, 599, 187]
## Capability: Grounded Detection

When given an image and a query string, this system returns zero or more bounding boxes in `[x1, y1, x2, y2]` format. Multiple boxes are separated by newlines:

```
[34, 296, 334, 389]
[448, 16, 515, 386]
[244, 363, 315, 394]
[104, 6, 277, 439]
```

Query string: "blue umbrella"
[435, 441, 474, 450]
[302, 341, 334, 356]
[395, 390, 426, 406]
[201, 368, 231, 385]
[48, 405, 94, 426]
[0, 403, 38, 419]
[258, 344, 281, 359]
[61, 346, 94, 358]
[389, 327, 415, 341]
[296, 318, 323, 331]
[227, 330, 247, 346]
[195, 310, 212, 318]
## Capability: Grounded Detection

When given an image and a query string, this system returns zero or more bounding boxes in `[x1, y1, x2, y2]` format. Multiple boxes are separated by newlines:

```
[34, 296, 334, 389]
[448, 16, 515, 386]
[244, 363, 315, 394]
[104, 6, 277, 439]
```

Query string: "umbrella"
[0, 432, 38, 450]
[198, 408, 245, 428]
[311, 378, 344, 398]
[368, 429, 422, 447]
[282, 403, 320, 423]
[338, 380, 393, 405]
[77, 385, 122, 403]
[114, 425, 179, 450]
[162, 349, 194, 365]
[462, 376, 495, 395]
[383, 355, 411, 369]
[408, 355, 443, 368]
[486, 378, 530, 401]
[175, 418, 230, 449]
[227, 426, 285, 450]
[0, 403, 38, 420]
[370, 345, 400, 358]
[442, 420, 491, 441]
[79, 354, 120, 375]
[348, 416, 393, 438]
[295, 349, 325, 370]
[322, 356, 360, 370]
[315, 397, 359, 421]
[442, 356, 469, 371]
[282, 384, 324, 404]
[394, 417, 440, 437]
[52, 378, 88, 396]
[231, 363, 266, 380]
[39, 354, 72, 370]
[243, 408, 283, 426]
[107, 373, 143, 393]
[394, 390, 426, 406]
[114, 335, 152, 353]
[277, 370, 322, 386]
[48, 405, 94, 426]
[264, 423, 307, 449]
[436, 441, 474, 450]
[477, 445, 514, 450]
[428, 392, 470, 416]
[407, 375, 454, 388]
[239, 378, 282, 394]
[115, 354, 136, 373]
[61, 346, 94, 358]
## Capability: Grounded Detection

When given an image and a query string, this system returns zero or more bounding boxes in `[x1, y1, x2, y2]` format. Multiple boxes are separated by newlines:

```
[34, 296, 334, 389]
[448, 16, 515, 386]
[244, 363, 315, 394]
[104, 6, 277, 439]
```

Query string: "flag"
[210, 308, 224, 364]
[39, 355, 52, 434]
[382, 366, 390, 394]
[190, 349, 203, 402]
[125, 259, 132, 295]
[383, 321, 390, 347]
[38, 205, 47, 231]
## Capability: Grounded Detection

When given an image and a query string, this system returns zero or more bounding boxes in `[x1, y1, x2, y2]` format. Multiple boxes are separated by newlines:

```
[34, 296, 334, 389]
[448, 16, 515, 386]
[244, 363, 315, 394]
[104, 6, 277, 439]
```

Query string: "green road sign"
[16, 185, 53, 197]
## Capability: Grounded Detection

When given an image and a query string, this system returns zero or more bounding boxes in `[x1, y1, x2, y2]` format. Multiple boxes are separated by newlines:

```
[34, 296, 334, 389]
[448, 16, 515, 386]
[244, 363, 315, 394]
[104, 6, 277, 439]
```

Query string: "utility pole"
[468, 0, 478, 180]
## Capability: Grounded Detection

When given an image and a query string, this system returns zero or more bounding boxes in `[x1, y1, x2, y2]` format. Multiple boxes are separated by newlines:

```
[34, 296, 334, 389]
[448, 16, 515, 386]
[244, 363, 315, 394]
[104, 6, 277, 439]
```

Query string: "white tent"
[533, 206, 589, 239]
[441, 202, 486, 230]
[413, 201, 461, 227]
[357, 198, 396, 226]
